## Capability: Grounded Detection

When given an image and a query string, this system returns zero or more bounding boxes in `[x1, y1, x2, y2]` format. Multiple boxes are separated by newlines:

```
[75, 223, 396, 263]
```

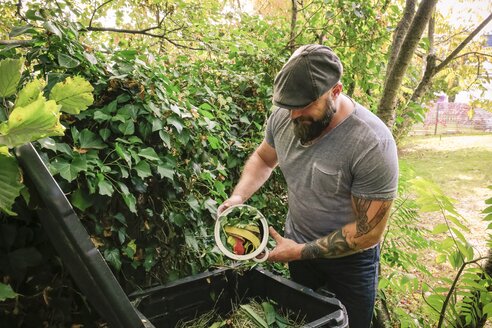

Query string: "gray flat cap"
[273, 44, 343, 110]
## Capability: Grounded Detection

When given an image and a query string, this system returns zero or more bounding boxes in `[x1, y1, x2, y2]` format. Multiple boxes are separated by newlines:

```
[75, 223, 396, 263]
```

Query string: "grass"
[400, 134, 492, 189]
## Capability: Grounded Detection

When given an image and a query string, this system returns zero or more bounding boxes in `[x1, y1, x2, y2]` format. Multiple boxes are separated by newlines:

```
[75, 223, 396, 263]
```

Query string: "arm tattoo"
[301, 230, 356, 259]
[300, 198, 392, 260]
[353, 198, 391, 238]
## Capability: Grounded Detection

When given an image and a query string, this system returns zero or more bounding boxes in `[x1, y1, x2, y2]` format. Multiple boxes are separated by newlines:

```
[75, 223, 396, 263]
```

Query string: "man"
[218, 44, 398, 328]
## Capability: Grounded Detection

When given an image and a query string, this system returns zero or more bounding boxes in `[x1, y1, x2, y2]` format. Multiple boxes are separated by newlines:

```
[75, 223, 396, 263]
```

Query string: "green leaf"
[118, 121, 135, 135]
[483, 302, 492, 317]
[0, 154, 23, 215]
[139, 147, 159, 161]
[135, 161, 152, 179]
[124, 240, 137, 259]
[120, 189, 136, 213]
[104, 248, 122, 271]
[431, 223, 448, 234]
[240, 304, 268, 328]
[262, 301, 276, 325]
[115, 143, 131, 166]
[0, 58, 23, 97]
[43, 21, 62, 38]
[207, 135, 221, 149]
[159, 131, 171, 148]
[0, 283, 18, 301]
[167, 116, 183, 133]
[15, 79, 45, 108]
[51, 155, 86, 182]
[70, 189, 93, 211]
[0, 97, 64, 148]
[57, 53, 80, 68]
[78, 129, 106, 149]
[97, 175, 114, 196]
[157, 163, 174, 180]
[10, 25, 35, 37]
[49, 76, 93, 114]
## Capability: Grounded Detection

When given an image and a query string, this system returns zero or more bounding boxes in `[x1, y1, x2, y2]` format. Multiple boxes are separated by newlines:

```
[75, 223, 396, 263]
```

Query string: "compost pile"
[219, 206, 264, 256]
[175, 299, 305, 328]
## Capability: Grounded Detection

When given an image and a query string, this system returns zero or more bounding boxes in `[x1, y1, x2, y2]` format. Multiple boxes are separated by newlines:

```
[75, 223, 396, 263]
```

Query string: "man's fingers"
[269, 227, 283, 242]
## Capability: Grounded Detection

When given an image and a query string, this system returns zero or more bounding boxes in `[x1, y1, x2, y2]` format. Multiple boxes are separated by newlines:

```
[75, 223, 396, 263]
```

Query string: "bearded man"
[218, 44, 399, 328]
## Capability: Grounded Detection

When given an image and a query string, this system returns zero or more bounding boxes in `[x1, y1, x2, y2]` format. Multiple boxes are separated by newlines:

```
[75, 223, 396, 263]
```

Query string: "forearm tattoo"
[301, 229, 355, 259]
[301, 198, 392, 260]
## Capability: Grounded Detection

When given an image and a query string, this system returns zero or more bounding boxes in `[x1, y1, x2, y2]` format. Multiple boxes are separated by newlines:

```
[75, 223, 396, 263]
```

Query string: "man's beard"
[293, 98, 336, 145]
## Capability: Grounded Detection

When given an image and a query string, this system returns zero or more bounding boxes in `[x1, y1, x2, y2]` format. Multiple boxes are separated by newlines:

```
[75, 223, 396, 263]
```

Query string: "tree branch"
[436, 12, 492, 73]
[0, 40, 33, 46]
[89, 0, 114, 28]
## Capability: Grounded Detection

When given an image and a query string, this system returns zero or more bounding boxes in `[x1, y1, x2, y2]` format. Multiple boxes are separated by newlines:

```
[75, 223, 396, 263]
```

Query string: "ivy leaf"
[118, 121, 135, 135]
[0, 154, 23, 215]
[167, 116, 183, 133]
[0, 283, 18, 301]
[157, 163, 174, 181]
[0, 58, 23, 97]
[49, 76, 94, 114]
[70, 189, 93, 211]
[104, 248, 122, 271]
[207, 135, 220, 149]
[134, 161, 152, 179]
[97, 175, 114, 196]
[51, 155, 86, 182]
[0, 97, 64, 148]
[138, 147, 159, 161]
[78, 129, 106, 149]
[15, 79, 45, 108]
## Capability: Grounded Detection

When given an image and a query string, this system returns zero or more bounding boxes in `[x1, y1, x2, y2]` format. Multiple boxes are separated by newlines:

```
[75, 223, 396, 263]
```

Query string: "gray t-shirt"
[265, 102, 399, 243]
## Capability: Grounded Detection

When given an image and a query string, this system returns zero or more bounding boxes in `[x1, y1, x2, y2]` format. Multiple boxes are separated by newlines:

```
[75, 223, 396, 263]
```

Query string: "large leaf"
[15, 79, 45, 108]
[49, 76, 94, 114]
[0, 97, 64, 148]
[0, 283, 18, 301]
[0, 58, 23, 98]
[0, 154, 23, 215]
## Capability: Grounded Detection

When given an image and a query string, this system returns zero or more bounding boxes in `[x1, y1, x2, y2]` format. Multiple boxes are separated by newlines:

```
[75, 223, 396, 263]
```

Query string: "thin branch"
[0, 40, 33, 46]
[447, 52, 492, 62]
[89, 0, 114, 28]
[436, 12, 492, 73]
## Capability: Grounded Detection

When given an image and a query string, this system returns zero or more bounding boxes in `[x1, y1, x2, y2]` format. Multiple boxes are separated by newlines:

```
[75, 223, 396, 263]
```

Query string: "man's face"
[292, 95, 336, 144]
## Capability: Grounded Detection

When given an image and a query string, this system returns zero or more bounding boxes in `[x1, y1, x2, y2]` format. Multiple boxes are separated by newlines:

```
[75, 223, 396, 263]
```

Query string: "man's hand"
[267, 227, 304, 262]
[217, 194, 243, 216]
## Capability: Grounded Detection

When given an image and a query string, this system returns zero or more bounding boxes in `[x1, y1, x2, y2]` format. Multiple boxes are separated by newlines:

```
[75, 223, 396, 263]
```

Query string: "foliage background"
[0, 0, 491, 327]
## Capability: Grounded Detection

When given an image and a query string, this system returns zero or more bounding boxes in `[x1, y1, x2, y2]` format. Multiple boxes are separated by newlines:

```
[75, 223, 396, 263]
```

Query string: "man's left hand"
[267, 227, 305, 262]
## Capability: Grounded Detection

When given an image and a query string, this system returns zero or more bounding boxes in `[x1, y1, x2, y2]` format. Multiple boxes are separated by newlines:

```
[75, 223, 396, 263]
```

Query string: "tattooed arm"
[267, 196, 393, 262]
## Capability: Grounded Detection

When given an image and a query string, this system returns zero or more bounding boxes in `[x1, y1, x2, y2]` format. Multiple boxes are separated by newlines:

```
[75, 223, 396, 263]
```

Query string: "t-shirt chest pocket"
[311, 164, 342, 196]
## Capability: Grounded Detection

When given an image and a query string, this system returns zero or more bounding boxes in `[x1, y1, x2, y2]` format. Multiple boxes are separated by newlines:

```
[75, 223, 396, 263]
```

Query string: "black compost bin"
[129, 267, 348, 328]
[15, 143, 347, 328]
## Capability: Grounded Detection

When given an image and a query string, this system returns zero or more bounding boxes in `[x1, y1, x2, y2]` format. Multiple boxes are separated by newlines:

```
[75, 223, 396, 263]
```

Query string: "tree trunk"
[384, 0, 417, 86]
[289, 0, 298, 52]
[378, 0, 439, 129]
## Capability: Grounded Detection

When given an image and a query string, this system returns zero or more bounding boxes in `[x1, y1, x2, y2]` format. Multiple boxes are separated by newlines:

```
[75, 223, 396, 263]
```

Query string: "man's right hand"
[217, 194, 244, 216]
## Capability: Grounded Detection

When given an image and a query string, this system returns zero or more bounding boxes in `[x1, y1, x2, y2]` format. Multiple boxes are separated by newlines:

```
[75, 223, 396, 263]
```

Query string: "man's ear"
[332, 83, 343, 98]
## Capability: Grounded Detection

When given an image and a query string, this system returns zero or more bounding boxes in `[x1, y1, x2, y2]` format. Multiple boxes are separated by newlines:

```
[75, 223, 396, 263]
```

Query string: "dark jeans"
[289, 245, 380, 328]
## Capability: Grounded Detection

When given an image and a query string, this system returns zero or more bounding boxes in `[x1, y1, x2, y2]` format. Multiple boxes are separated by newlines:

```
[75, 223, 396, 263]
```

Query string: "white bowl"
[214, 204, 269, 262]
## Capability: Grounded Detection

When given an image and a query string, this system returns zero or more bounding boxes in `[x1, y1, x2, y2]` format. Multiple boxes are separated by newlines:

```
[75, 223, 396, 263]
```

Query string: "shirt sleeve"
[351, 138, 399, 200]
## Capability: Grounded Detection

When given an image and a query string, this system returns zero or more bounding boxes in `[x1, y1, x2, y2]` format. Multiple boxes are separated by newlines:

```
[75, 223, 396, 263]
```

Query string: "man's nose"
[290, 108, 304, 120]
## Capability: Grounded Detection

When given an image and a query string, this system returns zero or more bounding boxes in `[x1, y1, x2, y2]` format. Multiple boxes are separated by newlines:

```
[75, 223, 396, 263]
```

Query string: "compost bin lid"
[15, 143, 154, 328]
